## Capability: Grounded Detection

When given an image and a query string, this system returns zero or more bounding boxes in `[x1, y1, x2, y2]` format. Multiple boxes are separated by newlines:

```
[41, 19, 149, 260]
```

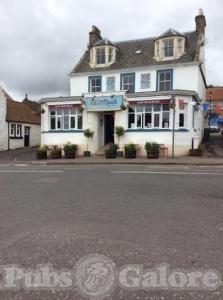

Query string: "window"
[10, 123, 22, 137]
[121, 73, 135, 93]
[89, 76, 102, 93]
[96, 47, 105, 64]
[140, 73, 151, 89]
[106, 76, 115, 92]
[108, 48, 113, 62]
[157, 69, 173, 91]
[49, 107, 83, 130]
[178, 38, 183, 53]
[179, 103, 187, 128]
[163, 39, 174, 57]
[128, 104, 170, 129]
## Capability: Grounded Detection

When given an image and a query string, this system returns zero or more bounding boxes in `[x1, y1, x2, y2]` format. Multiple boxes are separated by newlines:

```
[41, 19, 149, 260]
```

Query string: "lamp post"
[169, 95, 176, 158]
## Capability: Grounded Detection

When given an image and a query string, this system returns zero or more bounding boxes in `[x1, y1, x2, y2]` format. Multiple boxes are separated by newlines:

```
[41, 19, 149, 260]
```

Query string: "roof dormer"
[88, 26, 118, 68]
[154, 28, 186, 62]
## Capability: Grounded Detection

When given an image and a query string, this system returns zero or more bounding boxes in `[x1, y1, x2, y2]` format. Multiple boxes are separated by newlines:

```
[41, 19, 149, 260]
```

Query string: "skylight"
[135, 49, 142, 54]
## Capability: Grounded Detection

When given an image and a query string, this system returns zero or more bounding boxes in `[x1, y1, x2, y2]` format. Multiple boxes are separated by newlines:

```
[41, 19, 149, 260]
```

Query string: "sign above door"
[84, 95, 123, 111]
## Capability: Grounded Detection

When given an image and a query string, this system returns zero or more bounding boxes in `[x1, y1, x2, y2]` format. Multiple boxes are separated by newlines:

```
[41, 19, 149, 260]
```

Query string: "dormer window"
[154, 29, 186, 62]
[89, 40, 118, 68]
[163, 39, 174, 57]
[96, 47, 106, 64]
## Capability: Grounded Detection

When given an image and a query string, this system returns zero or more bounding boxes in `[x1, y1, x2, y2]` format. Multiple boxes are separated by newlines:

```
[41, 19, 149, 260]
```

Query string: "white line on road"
[111, 171, 223, 175]
[0, 170, 64, 173]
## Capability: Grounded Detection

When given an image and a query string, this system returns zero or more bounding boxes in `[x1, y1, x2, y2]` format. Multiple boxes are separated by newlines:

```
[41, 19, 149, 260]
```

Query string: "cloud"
[0, 0, 222, 100]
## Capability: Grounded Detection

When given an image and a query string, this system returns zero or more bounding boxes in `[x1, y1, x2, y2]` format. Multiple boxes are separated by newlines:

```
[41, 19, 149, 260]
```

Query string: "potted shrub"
[36, 145, 47, 160]
[124, 143, 137, 159]
[83, 128, 94, 157]
[189, 143, 204, 156]
[115, 126, 125, 157]
[145, 142, 160, 159]
[63, 142, 78, 159]
[49, 145, 62, 159]
[105, 143, 118, 159]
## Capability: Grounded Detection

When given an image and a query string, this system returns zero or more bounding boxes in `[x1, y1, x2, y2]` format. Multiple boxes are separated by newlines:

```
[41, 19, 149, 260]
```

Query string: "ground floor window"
[10, 123, 22, 137]
[128, 104, 170, 129]
[49, 107, 83, 130]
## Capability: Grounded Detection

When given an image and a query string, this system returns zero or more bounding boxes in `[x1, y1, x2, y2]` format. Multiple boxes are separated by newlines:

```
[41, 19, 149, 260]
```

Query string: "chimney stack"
[195, 8, 206, 35]
[88, 25, 102, 48]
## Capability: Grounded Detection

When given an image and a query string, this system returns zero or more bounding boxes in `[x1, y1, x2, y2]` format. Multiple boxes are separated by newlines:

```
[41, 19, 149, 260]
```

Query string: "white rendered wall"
[0, 89, 9, 151]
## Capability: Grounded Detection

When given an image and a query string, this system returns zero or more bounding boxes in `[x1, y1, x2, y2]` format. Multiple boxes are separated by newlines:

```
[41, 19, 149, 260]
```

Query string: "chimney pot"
[88, 25, 102, 48]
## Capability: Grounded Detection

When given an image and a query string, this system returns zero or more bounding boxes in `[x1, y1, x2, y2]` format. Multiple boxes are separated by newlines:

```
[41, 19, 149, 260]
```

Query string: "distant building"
[40, 9, 207, 156]
[0, 87, 41, 150]
[206, 87, 223, 113]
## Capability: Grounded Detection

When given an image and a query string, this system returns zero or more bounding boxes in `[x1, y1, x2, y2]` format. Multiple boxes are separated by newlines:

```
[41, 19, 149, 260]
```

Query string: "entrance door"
[24, 126, 30, 147]
[104, 113, 114, 144]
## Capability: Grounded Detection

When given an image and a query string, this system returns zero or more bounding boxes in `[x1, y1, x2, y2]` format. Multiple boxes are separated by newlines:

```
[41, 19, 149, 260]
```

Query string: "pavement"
[0, 163, 223, 299]
[1, 147, 223, 166]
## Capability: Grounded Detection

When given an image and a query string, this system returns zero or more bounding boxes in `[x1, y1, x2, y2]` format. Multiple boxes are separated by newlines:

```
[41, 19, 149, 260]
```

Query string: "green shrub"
[145, 142, 160, 153]
[107, 143, 119, 152]
[124, 143, 136, 151]
[63, 142, 78, 153]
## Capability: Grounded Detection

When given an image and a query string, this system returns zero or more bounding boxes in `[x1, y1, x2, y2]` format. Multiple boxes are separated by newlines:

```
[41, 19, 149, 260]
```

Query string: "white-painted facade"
[41, 11, 207, 156]
[0, 87, 41, 151]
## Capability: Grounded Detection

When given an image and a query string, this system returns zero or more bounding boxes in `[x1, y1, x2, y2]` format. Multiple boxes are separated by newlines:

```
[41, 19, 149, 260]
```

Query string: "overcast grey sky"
[0, 0, 222, 100]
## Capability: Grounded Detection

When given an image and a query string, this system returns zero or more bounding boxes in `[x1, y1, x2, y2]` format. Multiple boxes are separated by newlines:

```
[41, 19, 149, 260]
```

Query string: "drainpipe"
[170, 96, 176, 158]
[7, 121, 10, 150]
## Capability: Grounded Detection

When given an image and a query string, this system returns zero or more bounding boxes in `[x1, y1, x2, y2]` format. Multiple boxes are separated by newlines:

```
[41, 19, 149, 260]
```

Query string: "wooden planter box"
[84, 151, 91, 157]
[125, 149, 136, 159]
[189, 149, 203, 157]
[64, 151, 76, 159]
[105, 150, 117, 159]
[36, 150, 47, 160]
[147, 151, 159, 159]
[50, 151, 62, 159]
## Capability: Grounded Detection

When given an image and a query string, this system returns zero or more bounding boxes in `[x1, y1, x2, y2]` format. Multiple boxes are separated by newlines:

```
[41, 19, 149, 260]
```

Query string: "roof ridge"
[114, 30, 196, 44]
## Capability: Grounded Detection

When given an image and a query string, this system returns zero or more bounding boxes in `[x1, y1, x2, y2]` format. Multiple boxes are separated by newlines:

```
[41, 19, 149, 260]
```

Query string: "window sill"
[10, 136, 23, 139]
[126, 128, 189, 132]
[42, 130, 84, 133]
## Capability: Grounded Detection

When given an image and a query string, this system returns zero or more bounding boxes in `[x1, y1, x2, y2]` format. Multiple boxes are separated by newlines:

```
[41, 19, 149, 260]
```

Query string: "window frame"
[178, 103, 187, 128]
[106, 76, 115, 92]
[163, 38, 174, 57]
[96, 47, 106, 65]
[128, 104, 170, 130]
[156, 69, 173, 91]
[120, 73, 135, 93]
[10, 123, 22, 138]
[49, 107, 83, 131]
[140, 73, 151, 89]
[88, 75, 102, 93]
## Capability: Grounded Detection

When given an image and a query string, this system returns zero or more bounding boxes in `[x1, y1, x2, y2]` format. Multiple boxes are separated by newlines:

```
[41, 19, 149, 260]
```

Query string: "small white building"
[0, 87, 41, 151]
[40, 10, 207, 156]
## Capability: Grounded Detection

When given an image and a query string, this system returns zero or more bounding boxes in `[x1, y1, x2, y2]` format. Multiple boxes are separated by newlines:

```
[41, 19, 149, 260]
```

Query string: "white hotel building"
[40, 10, 207, 156]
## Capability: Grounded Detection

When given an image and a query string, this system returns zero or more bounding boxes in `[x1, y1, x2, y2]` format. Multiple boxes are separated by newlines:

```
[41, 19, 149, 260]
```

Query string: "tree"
[115, 126, 125, 148]
[83, 129, 94, 151]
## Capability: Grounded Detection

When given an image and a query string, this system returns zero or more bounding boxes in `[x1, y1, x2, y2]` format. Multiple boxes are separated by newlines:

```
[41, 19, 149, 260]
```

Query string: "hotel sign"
[84, 95, 123, 111]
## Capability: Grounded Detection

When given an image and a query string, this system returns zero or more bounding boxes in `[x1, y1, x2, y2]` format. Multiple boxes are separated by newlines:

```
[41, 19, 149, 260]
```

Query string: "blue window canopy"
[83, 92, 125, 111]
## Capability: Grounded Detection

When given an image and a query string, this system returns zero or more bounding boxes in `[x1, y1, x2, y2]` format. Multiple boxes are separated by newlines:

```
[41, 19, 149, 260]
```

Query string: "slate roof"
[71, 31, 197, 74]
[206, 87, 223, 101]
[1, 89, 41, 125]
[94, 38, 115, 47]
[156, 28, 185, 40]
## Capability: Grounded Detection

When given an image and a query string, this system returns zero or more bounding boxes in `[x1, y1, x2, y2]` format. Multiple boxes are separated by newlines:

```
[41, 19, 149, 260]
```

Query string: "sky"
[0, 0, 222, 101]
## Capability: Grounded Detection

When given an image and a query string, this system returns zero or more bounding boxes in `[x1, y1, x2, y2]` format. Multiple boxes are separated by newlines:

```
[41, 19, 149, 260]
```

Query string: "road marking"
[0, 170, 64, 173]
[111, 171, 223, 175]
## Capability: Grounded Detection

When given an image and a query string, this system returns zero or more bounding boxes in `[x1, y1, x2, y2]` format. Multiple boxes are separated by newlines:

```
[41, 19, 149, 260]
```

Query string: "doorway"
[24, 126, 30, 147]
[104, 113, 114, 144]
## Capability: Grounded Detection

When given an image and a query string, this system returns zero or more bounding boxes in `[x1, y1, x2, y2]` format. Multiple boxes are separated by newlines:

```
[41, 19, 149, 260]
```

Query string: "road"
[0, 164, 223, 299]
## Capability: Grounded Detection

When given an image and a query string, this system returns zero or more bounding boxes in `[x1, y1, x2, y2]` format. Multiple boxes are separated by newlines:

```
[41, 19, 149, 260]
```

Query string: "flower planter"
[189, 149, 203, 157]
[117, 150, 124, 157]
[146, 151, 159, 159]
[50, 151, 62, 159]
[84, 151, 91, 157]
[105, 150, 117, 159]
[125, 149, 136, 159]
[64, 151, 76, 159]
[36, 150, 47, 160]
